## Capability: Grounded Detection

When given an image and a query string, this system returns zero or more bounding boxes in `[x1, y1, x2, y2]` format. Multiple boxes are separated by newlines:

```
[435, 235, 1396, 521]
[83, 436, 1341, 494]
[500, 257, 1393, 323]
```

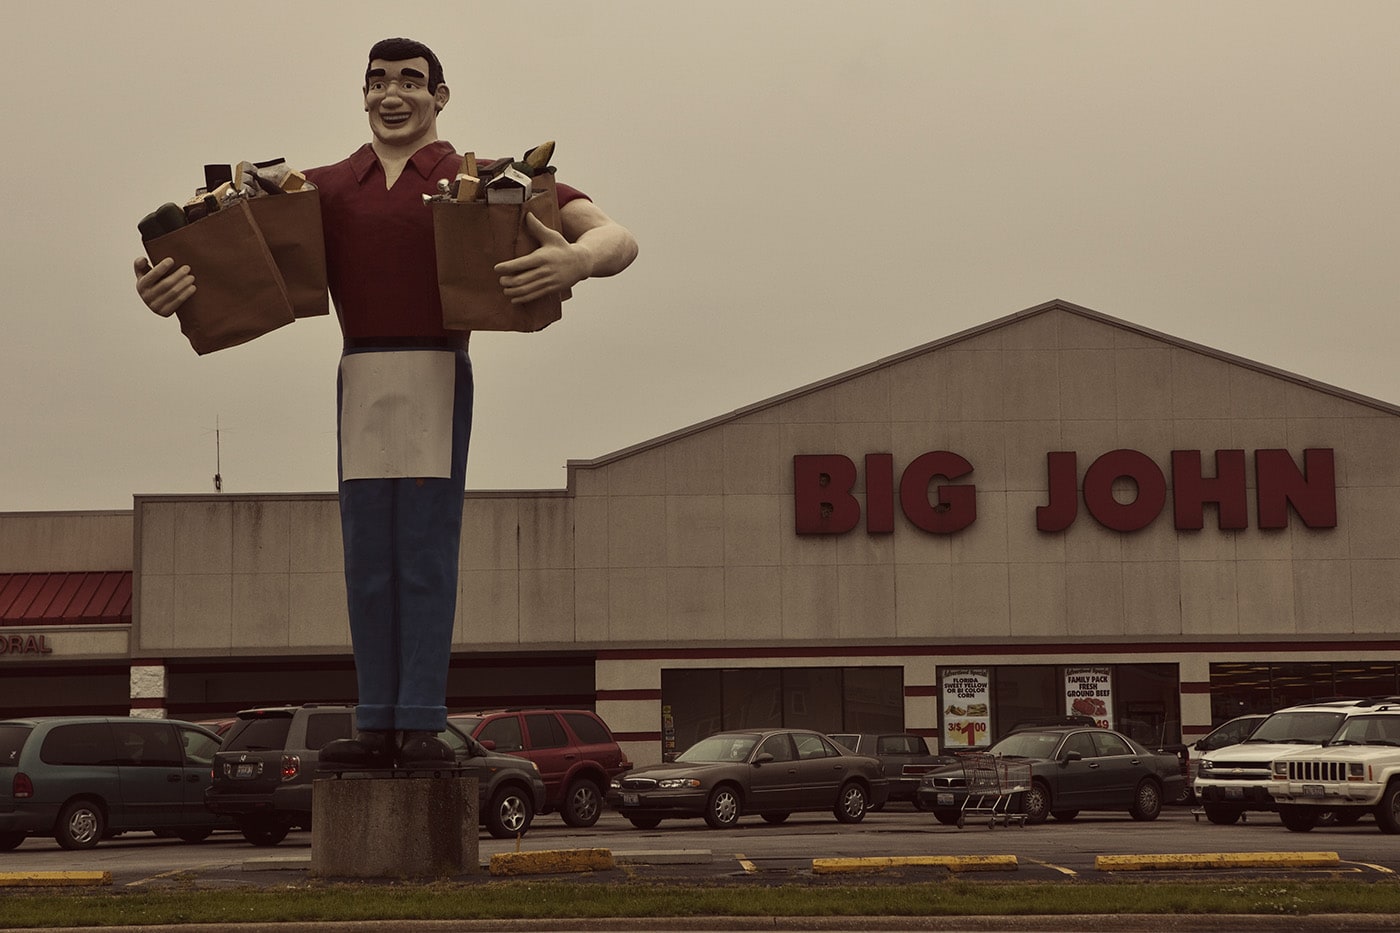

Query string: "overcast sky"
[2, 1, 1397, 513]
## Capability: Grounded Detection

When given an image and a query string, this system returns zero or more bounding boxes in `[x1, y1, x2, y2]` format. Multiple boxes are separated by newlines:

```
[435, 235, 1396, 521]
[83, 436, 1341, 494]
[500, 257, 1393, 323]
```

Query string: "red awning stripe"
[0, 572, 131, 626]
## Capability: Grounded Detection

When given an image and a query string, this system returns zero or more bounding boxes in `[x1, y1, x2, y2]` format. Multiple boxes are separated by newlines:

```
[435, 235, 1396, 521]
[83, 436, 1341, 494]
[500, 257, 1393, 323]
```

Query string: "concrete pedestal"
[310, 774, 479, 879]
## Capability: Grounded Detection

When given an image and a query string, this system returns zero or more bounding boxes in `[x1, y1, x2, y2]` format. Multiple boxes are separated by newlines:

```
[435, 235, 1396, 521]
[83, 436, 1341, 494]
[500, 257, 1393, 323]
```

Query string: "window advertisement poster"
[941, 668, 991, 749]
[1065, 666, 1113, 727]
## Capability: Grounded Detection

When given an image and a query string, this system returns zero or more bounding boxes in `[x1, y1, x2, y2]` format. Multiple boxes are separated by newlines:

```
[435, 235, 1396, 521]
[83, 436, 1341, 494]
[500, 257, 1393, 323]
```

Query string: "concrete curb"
[613, 849, 713, 865]
[1095, 851, 1341, 872]
[0, 871, 111, 887]
[489, 848, 616, 876]
[812, 854, 1019, 874]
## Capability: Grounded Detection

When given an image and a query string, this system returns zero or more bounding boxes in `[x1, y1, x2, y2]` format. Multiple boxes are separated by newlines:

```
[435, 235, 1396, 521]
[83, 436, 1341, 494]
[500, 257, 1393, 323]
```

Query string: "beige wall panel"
[1351, 560, 1400, 632]
[780, 565, 839, 640]
[1006, 492, 1066, 564]
[0, 511, 132, 573]
[288, 572, 348, 648]
[891, 522, 952, 565]
[1060, 421, 1121, 463]
[573, 467, 607, 497]
[1236, 560, 1296, 634]
[835, 521, 896, 567]
[1122, 561, 1182, 636]
[894, 562, 953, 637]
[892, 422, 953, 469]
[1115, 421, 1174, 464]
[287, 499, 342, 573]
[138, 505, 176, 575]
[1179, 561, 1240, 635]
[573, 497, 608, 570]
[1342, 417, 1400, 488]
[1233, 527, 1294, 563]
[947, 422, 1006, 492]
[1117, 509, 1179, 563]
[1283, 380, 1360, 419]
[779, 496, 839, 567]
[1005, 422, 1066, 492]
[1177, 524, 1238, 563]
[722, 422, 784, 495]
[949, 563, 1011, 638]
[458, 570, 519, 644]
[461, 499, 519, 571]
[1173, 420, 1235, 463]
[608, 567, 666, 635]
[1061, 516, 1124, 564]
[172, 574, 232, 649]
[1229, 367, 1285, 420]
[1008, 562, 1069, 637]
[778, 371, 891, 425]
[888, 353, 947, 416]
[572, 569, 609, 643]
[1346, 487, 1400, 559]
[519, 498, 573, 570]
[1058, 313, 1117, 349]
[723, 565, 783, 641]
[231, 501, 291, 574]
[518, 569, 576, 645]
[1291, 560, 1354, 634]
[665, 567, 725, 640]
[1115, 348, 1174, 421]
[1290, 522, 1349, 562]
[596, 697, 656, 735]
[1065, 562, 1125, 637]
[837, 564, 896, 639]
[1002, 309, 1060, 349]
[1231, 421, 1290, 478]
[943, 349, 1005, 422]
[950, 492, 1009, 564]
[604, 448, 667, 496]
[1059, 349, 1117, 422]
[1002, 350, 1061, 422]
[723, 495, 781, 566]
[173, 502, 232, 574]
[596, 657, 662, 692]
[608, 497, 666, 568]
[136, 574, 175, 650]
[665, 430, 725, 496]
[666, 496, 725, 567]
[954, 329, 1004, 351]
[232, 573, 290, 649]
[1171, 350, 1232, 417]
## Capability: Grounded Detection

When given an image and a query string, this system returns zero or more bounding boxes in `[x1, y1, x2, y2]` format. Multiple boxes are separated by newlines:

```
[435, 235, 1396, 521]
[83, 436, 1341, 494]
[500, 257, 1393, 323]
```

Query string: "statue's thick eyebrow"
[366, 67, 426, 80]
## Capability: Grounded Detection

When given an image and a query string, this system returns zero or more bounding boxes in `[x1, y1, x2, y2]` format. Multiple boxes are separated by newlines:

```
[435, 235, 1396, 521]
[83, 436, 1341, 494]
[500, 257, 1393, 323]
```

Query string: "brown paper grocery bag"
[144, 199, 295, 355]
[431, 180, 566, 332]
[248, 189, 328, 319]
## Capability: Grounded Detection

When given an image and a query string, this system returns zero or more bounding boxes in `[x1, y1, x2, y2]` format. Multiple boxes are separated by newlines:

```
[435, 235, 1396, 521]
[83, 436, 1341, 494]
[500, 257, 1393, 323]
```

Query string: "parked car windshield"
[677, 733, 760, 763]
[1244, 710, 1346, 744]
[988, 731, 1064, 759]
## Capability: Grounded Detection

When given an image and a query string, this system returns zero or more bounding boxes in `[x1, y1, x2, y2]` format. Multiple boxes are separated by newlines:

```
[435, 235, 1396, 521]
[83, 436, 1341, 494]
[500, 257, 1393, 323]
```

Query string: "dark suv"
[828, 733, 955, 808]
[448, 708, 632, 827]
[205, 705, 546, 844]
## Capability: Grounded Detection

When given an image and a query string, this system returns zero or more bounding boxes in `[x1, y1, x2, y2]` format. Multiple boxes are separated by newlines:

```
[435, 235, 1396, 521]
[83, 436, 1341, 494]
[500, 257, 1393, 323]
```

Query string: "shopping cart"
[954, 753, 1031, 829]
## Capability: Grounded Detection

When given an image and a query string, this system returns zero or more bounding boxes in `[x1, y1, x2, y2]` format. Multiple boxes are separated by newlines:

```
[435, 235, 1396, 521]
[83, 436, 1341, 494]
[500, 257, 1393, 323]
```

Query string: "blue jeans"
[336, 346, 473, 732]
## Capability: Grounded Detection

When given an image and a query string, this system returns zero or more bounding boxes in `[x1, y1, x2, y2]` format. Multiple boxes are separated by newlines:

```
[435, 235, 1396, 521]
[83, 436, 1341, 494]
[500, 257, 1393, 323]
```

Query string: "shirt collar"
[349, 140, 457, 184]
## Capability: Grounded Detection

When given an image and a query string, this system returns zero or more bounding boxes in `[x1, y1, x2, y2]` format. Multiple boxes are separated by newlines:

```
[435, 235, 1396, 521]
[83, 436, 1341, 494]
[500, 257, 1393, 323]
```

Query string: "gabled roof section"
[0, 572, 132, 626]
[568, 298, 1400, 472]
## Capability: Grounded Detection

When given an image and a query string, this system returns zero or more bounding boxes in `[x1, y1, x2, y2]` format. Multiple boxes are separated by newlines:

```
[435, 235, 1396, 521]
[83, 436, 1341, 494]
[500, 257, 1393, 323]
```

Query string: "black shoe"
[396, 731, 454, 768]
[318, 730, 397, 769]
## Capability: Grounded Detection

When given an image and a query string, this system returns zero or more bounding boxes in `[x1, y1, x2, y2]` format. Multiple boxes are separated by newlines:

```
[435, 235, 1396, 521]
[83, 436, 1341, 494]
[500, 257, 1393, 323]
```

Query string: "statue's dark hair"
[365, 38, 444, 92]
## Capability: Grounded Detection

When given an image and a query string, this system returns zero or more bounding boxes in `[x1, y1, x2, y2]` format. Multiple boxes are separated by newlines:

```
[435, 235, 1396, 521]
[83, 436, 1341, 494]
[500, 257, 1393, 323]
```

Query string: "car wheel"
[176, 828, 214, 843]
[628, 817, 662, 830]
[486, 786, 535, 839]
[703, 785, 741, 829]
[1022, 781, 1051, 825]
[933, 810, 961, 826]
[561, 778, 602, 828]
[1051, 810, 1079, 822]
[0, 831, 25, 851]
[55, 799, 105, 850]
[1203, 802, 1243, 825]
[1375, 781, 1400, 834]
[762, 812, 790, 824]
[1129, 779, 1163, 822]
[1278, 804, 1320, 832]
[239, 817, 290, 847]
[834, 782, 868, 824]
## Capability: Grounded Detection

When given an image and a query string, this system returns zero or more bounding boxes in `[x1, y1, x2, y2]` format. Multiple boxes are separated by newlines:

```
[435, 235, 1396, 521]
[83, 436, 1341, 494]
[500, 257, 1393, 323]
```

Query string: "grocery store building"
[5, 299, 1400, 765]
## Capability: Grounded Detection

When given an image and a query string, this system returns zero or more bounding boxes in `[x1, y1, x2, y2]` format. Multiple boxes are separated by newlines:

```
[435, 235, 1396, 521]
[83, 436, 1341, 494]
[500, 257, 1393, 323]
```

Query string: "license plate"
[235, 763, 257, 779]
[1302, 784, 1325, 797]
[622, 793, 639, 806]
[1224, 786, 1243, 799]
[937, 793, 954, 807]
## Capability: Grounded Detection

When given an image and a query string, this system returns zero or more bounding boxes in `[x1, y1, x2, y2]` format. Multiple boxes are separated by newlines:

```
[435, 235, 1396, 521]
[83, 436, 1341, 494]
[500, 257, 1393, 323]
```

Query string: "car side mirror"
[479, 739, 496, 751]
[1060, 751, 1082, 764]
[753, 753, 775, 766]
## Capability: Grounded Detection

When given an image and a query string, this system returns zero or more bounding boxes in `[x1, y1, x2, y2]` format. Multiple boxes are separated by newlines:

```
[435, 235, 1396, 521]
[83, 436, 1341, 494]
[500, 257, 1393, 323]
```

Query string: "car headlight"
[1272, 762, 1287, 777]
[610, 779, 622, 790]
[1200, 759, 1215, 772]
[658, 778, 701, 789]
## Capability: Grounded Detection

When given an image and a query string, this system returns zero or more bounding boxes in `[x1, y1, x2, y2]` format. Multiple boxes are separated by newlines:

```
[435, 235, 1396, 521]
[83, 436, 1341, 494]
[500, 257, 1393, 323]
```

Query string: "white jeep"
[1268, 707, 1400, 833]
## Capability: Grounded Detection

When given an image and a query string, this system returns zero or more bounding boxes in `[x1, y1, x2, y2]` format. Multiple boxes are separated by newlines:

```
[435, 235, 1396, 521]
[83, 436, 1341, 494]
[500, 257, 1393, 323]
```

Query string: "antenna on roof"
[213, 415, 223, 493]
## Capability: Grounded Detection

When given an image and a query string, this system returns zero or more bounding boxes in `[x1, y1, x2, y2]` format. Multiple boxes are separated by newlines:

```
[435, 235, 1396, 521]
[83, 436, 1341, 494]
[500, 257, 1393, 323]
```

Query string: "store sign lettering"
[0, 634, 53, 656]
[793, 448, 1336, 535]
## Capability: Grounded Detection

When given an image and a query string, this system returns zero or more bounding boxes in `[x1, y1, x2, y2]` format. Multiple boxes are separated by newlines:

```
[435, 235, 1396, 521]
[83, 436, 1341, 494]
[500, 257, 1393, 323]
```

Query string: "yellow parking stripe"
[1096, 851, 1340, 872]
[0, 871, 112, 887]
[734, 853, 758, 873]
[812, 855, 1017, 874]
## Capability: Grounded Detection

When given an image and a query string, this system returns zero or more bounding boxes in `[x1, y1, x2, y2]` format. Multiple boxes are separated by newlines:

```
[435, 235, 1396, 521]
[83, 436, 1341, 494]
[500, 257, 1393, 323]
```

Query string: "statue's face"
[363, 57, 448, 147]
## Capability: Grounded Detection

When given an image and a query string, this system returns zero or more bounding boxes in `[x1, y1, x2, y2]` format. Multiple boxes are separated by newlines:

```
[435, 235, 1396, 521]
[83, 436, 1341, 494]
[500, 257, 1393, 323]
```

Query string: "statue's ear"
[434, 83, 450, 113]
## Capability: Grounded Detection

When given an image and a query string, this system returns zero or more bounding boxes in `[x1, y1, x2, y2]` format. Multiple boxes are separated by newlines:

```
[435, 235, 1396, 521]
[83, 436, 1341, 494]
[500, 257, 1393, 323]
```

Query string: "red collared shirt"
[305, 141, 586, 340]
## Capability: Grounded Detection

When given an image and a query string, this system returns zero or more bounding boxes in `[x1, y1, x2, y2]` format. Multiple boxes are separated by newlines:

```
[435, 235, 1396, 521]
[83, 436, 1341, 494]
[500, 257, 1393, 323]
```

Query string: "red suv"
[448, 708, 631, 827]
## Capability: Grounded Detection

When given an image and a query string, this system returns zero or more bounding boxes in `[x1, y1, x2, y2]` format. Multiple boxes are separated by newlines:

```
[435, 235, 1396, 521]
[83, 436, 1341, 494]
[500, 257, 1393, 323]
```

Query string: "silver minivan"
[0, 716, 229, 850]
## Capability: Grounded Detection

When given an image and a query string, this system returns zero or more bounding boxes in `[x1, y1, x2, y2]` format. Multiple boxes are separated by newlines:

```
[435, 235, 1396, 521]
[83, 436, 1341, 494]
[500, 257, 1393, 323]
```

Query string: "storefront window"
[1210, 662, 1400, 723]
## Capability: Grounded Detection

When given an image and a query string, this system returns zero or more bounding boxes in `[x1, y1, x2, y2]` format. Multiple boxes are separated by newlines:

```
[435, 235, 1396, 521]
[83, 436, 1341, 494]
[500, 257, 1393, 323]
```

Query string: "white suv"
[1193, 698, 1394, 825]
[1269, 705, 1400, 833]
